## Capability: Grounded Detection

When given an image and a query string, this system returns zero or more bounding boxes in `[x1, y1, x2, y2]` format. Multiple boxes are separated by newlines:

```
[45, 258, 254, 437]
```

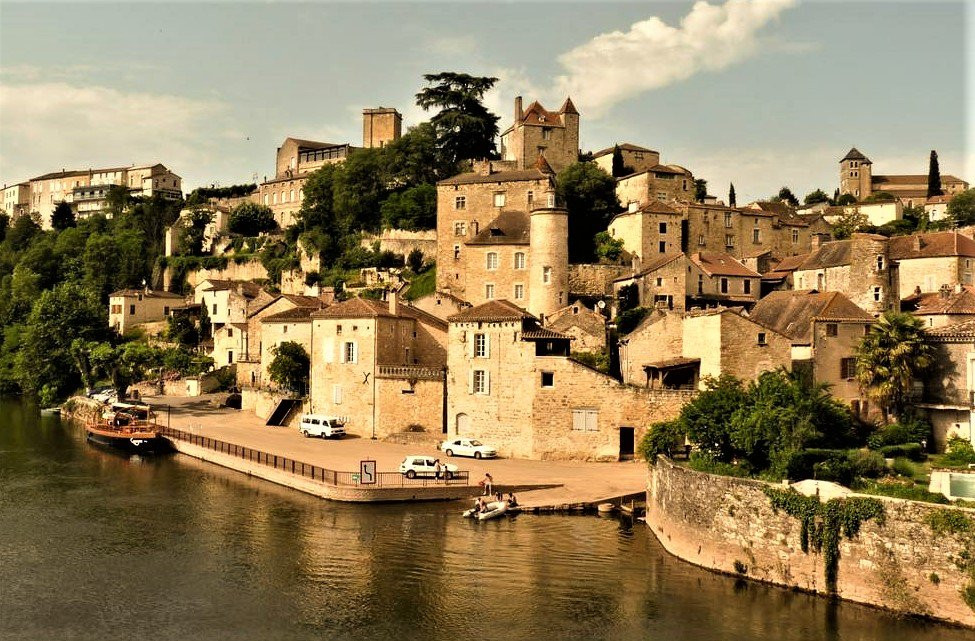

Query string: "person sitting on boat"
[507, 493, 518, 508]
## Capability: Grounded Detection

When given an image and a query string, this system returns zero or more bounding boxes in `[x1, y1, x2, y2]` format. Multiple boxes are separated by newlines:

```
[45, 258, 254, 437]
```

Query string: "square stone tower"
[839, 147, 873, 200]
[362, 107, 402, 148]
[500, 96, 580, 173]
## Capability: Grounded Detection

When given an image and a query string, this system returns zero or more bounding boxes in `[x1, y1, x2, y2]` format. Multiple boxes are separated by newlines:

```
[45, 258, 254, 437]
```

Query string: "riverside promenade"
[142, 394, 649, 507]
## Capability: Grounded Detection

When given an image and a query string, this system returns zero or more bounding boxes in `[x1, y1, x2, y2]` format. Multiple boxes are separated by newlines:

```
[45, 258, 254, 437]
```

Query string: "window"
[698, 234, 705, 246]
[571, 409, 598, 431]
[752, 228, 760, 244]
[697, 275, 704, 294]
[333, 384, 343, 404]
[474, 333, 488, 358]
[792, 229, 799, 244]
[656, 192, 667, 202]
[111, 304, 122, 314]
[493, 192, 506, 207]
[840, 357, 857, 380]
[873, 286, 882, 302]
[227, 351, 234, 364]
[653, 240, 664, 253]
[655, 277, 663, 287]
[473, 370, 489, 394]
[453, 245, 460, 260]
[724, 212, 733, 228]
[283, 325, 288, 334]
[212, 304, 218, 315]
[725, 234, 734, 248]
[757, 332, 767, 346]
[541, 372, 554, 388]
[743, 280, 751, 295]
[486, 252, 499, 270]
[876, 255, 884, 271]
[542, 127, 552, 140]
[826, 323, 838, 337]
[454, 221, 467, 236]
[129, 304, 136, 315]
[720, 278, 729, 294]
[342, 341, 357, 364]
[455, 196, 466, 210]
[227, 328, 233, 337]
[542, 266, 552, 284]
[659, 222, 667, 234]
[514, 252, 526, 269]
[485, 283, 495, 299]
[336, 324, 342, 335]
[164, 306, 170, 315]
[527, 191, 534, 206]
[272, 192, 278, 204]
[514, 284, 524, 300]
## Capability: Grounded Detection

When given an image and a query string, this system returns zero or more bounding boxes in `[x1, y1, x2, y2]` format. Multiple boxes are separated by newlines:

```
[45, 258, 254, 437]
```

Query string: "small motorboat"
[463, 500, 510, 521]
[39, 407, 61, 416]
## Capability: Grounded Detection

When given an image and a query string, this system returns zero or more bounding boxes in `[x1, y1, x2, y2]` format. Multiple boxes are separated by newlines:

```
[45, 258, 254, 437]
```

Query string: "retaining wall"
[646, 456, 975, 627]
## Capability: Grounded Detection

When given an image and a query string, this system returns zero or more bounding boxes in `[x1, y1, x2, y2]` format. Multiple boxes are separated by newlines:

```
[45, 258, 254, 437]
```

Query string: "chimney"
[389, 288, 398, 316]
[515, 96, 523, 122]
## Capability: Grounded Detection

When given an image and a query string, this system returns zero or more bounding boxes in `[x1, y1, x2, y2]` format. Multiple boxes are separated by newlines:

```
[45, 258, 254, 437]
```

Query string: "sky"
[0, 0, 970, 204]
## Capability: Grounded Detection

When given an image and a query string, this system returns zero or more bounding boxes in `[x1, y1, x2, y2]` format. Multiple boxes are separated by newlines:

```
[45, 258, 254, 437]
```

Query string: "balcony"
[376, 366, 445, 381]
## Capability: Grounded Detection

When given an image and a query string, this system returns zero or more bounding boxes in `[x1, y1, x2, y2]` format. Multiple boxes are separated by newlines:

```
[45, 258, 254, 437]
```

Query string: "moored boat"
[85, 402, 170, 453]
[463, 500, 514, 521]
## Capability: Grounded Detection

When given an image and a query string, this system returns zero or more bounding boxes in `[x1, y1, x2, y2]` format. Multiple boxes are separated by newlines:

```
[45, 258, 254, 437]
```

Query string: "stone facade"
[1, 182, 29, 218]
[618, 311, 685, 386]
[499, 96, 579, 173]
[361, 107, 402, 149]
[647, 457, 975, 628]
[547, 303, 606, 353]
[682, 309, 792, 384]
[793, 234, 895, 314]
[616, 168, 694, 209]
[108, 289, 185, 335]
[921, 323, 975, 451]
[607, 201, 683, 266]
[592, 143, 660, 176]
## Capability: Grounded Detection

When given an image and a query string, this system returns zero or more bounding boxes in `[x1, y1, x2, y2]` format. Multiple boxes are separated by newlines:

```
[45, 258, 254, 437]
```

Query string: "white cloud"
[553, 0, 798, 118]
[0, 81, 239, 188]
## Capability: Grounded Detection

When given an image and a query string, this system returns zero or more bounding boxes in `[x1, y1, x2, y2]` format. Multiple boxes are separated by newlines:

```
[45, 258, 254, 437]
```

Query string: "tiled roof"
[649, 164, 686, 175]
[248, 294, 324, 318]
[521, 328, 572, 341]
[644, 356, 700, 369]
[285, 137, 344, 150]
[110, 289, 184, 299]
[559, 97, 578, 115]
[466, 210, 530, 246]
[749, 290, 873, 343]
[927, 317, 975, 340]
[201, 279, 266, 299]
[690, 252, 760, 278]
[906, 286, 975, 316]
[448, 299, 533, 323]
[889, 232, 975, 260]
[592, 143, 658, 158]
[873, 174, 965, 186]
[262, 307, 318, 322]
[309, 296, 447, 327]
[841, 147, 870, 162]
[797, 240, 852, 270]
[614, 253, 683, 282]
[749, 201, 794, 216]
[437, 168, 554, 186]
[767, 253, 809, 274]
[519, 101, 564, 126]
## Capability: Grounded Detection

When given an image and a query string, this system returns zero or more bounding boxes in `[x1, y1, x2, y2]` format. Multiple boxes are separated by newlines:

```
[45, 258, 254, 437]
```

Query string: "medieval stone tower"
[500, 97, 580, 174]
[362, 107, 402, 148]
[839, 147, 873, 200]
[528, 191, 569, 319]
[848, 233, 893, 314]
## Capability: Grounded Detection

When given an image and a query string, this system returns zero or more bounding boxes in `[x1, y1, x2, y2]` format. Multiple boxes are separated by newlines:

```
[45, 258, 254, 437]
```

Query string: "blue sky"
[0, 1, 969, 204]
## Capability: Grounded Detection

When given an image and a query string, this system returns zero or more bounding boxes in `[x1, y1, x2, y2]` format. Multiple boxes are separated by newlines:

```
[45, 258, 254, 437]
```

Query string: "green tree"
[610, 145, 634, 178]
[927, 150, 943, 198]
[836, 193, 857, 206]
[856, 311, 934, 422]
[228, 202, 277, 236]
[105, 185, 131, 218]
[593, 231, 624, 262]
[415, 72, 500, 163]
[777, 186, 799, 207]
[90, 341, 162, 399]
[0, 212, 8, 241]
[694, 178, 708, 203]
[333, 148, 387, 234]
[165, 314, 199, 346]
[803, 189, 830, 205]
[555, 162, 620, 262]
[268, 341, 310, 393]
[50, 202, 76, 231]
[728, 183, 736, 208]
[5, 214, 41, 252]
[382, 122, 458, 185]
[947, 189, 975, 227]
[380, 184, 436, 231]
[832, 206, 869, 240]
[177, 207, 214, 256]
[680, 375, 747, 462]
[406, 248, 424, 273]
[16, 282, 110, 400]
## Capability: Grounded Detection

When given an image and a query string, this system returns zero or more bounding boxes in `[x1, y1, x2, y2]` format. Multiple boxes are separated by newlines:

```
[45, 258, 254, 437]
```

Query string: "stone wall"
[647, 457, 975, 627]
[568, 263, 631, 297]
[360, 229, 437, 262]
[165, 259, 269, 291]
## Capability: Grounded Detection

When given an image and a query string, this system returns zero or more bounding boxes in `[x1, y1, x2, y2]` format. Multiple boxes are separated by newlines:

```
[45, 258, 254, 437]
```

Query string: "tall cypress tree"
[728, 183, 736, 208]
[611, 145, 625, 177]
[927, 150, 943, 198]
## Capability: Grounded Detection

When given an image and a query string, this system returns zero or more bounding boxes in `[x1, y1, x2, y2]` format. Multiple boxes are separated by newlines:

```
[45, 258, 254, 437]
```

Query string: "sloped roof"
[889, 232, 975, 260]
[767, 253, 809, 274]
[927, 317, 975, 340]
[200, 279, 266, 299]
[110, 289, 184, 299]
[548, 304, 605, 336]
[466, 211, 530, 246]
[841, 147, 871, 163]
[592, 143, 658, 158]
[448, 299, 534, 323]
[559, 96, 578, 115]
[649, 164, 686, 175]
[749, 201, 794, 216]
[285, 137, 344, 150]
[690, 252, 760, 278]
[749, 290, 873, 343]
[312, 297, 391, 319]
[262, 307, 318, 323]
[797, 240, 852, 270]
[248, 293, 324, 318]
[520, 101, 564, 127]
[521, 327, 573, 341]
[906, 286, 975, 316]
[614, 253, 683, 282]
[437, 167, 554, 186]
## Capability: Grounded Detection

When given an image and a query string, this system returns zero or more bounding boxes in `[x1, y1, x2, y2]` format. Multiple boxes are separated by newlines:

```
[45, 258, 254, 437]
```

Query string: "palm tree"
[855, 311, 933, 422]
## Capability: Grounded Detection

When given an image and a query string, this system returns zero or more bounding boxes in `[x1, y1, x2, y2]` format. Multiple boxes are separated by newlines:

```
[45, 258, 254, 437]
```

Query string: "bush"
[778, 448, 885, 485]
[637, 420, 684, 463]
[616, 307, 651, 335]
[878, 443, 925, 461]
[687, 452, 751, 478]
[941, 436, 975, 468]
[847, 449, 887, 479]
[570, 350, 610, 374]
[891, 457, 916, 478]
[228, 202, 277, 236]
[867, 419, 930, 449]
[860, 481, 950, 504]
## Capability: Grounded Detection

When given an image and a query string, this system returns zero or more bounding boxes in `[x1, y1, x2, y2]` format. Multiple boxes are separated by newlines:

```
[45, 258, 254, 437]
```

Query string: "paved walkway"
[148, 394, 649, 507]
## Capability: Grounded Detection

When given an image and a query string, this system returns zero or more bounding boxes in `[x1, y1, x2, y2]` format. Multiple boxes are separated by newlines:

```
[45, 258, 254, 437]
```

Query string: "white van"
[298, 414, 346, 439]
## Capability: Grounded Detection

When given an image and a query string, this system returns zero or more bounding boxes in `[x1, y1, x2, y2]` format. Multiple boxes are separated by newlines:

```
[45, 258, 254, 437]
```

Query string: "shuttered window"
[572, 409, 598, 431]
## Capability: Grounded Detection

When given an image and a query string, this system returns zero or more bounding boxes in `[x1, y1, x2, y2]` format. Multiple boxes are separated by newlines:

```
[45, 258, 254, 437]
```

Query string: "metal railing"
[376, 365, 445, 381]
[159, 426, 470, 488]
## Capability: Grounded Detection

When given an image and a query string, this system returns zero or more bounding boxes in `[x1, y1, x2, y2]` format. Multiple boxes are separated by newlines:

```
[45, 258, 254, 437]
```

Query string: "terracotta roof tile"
[749, 290, 873, 343]
[690, 252, 760, 278]
[466, 211, 530, 246]
[592, 143, 658, 158]
[437, 168, 555, 186]
[927, 317, 975, 339]
[889, 232, 975, 260]
[262, 307, 318, 322]
[906, 286, 975, 316]
[448, 299, 533, 323]
[841, 147, 870, 163]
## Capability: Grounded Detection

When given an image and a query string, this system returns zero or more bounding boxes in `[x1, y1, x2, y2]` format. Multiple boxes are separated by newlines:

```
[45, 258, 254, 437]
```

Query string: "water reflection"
[0, 398, 968, 641]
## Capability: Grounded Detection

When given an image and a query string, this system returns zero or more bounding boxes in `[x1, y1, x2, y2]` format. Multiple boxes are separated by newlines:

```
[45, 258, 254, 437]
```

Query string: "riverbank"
[646, 456, 975, 628]
[62, 394, 649, 507]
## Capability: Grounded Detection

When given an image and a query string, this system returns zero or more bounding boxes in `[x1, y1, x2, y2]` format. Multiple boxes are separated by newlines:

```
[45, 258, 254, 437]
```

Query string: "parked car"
[440, 438, 497, 459]
[399, 455, 459, 480]
[298, 414, 346, 439]
[89, 387, 117, 404]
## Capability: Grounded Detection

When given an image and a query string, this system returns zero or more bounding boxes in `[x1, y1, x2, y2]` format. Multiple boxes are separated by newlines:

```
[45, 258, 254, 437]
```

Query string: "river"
[0, 398, 967, 641]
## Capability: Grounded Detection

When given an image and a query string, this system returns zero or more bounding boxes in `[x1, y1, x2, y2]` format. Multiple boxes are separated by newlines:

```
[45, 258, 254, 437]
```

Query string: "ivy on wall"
[763, 487, 885, 592]
[925, 508, 975, 612]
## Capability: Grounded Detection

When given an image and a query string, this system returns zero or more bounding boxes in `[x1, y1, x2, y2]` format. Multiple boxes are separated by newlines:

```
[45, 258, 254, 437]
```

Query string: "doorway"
[455, 413, 469, 435]
[619, 427, 635, 460]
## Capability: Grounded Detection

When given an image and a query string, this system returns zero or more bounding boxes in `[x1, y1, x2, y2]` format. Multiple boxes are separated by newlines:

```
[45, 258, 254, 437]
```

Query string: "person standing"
[483, 472, 493, 496]
[434, 459, 442, 481]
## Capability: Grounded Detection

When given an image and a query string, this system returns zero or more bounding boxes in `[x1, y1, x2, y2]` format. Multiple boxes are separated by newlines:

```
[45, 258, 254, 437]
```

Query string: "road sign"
[360, 460, 377, 485]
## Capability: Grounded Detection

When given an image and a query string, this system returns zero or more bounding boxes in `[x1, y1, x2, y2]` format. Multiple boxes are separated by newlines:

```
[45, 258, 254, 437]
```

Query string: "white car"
[399, 456, 459, 480]
[440, 438, 497, 459]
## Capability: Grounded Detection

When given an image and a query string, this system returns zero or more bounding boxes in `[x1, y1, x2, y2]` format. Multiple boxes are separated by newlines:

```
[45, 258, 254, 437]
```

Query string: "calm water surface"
[0, 399, 967, 641]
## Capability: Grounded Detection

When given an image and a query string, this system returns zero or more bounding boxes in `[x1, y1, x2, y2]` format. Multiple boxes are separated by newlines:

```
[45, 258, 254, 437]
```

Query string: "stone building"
[612, 254, 687, 311]
[258, 306, 317, 389]
[920, 319, 975, 451]
[308, 293, 448, 439]
[361, 107, 402, 149]
[409, 291, 470, 322]
[749, 290, 874, 412]
[616, 165, 694, 207]
[591, 143, 660, 176]
[889, 231, 975, 300]
[839, 147, 969, 206]
[2, 182, 30, 218]
[194, 279, 274, 367]
[108, 288, 185, 335]
[499, 96, 579, 174]
[792, 234, 895, 315]
[606, 200, 683, 268]
[446, 299, 680, 460]
[237, 294, 325, 387]
[903, 285, 975, 329]
[435, 160, 569, 318]
[823, 201, 903, 228]
[546, 303, 607, 353]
